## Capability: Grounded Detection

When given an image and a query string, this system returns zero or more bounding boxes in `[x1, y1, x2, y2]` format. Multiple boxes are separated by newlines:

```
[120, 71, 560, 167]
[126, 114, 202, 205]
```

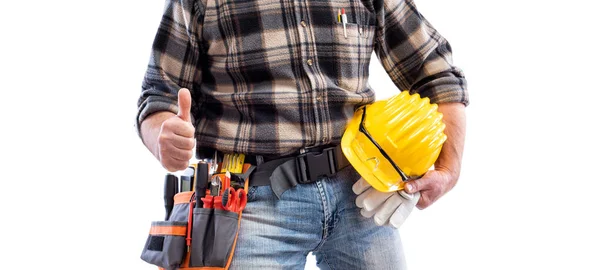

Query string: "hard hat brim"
[341, 106, 406, 192]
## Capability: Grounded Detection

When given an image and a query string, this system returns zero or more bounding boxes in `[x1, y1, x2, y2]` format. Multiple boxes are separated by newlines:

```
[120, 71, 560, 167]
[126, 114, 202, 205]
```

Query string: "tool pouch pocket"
[189, 208, 240, 267]
[141, 221, 188, 270]
[141, 192, 193, 270]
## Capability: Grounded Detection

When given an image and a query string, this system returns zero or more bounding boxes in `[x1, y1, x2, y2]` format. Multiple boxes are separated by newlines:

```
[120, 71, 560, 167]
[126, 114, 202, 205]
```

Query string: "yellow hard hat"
[341, 91, 447, 192]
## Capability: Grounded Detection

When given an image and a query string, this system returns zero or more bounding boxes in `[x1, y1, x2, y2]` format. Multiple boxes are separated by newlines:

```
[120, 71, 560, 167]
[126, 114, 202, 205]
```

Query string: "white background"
[1, 0, 599, 269]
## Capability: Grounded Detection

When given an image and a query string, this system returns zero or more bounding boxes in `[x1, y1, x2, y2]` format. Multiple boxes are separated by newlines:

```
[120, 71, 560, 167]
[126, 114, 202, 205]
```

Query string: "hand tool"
[195, 162, 209, 208]
[223, 172, 231, 191]
[230, 164, 256, 190]
[221, 153, 245, 173]
[180, 166, 195, 192]
[201, 195, 225, 210]
[221, 187, 247, 213]
[164, 174, 178, 220]
[233, 154, 245, 173]
[209, 150, 219, 175]
[220, 154, 230, 173]
[202, 174, 225, 210]
[210, 175, 222, 196]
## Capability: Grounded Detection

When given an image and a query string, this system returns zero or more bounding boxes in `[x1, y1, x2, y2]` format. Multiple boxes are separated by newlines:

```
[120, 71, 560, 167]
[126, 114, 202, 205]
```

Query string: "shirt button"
[300, 20, 307, 27]
[307, 59, 313, 66]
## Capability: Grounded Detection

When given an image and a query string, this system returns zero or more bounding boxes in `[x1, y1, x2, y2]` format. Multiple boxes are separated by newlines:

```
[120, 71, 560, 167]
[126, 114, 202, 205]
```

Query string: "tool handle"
[196, 162, 210, 208]
[164, 174, 178, 220]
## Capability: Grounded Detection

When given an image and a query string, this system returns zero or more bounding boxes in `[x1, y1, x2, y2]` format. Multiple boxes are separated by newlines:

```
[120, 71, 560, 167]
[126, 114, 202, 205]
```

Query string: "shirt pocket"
[210, 0, 283, 93]
[331, 21, 376, 92]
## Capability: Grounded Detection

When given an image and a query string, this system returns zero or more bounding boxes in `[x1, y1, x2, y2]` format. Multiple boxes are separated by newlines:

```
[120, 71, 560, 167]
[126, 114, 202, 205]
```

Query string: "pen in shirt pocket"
[335, 8, 348, 38]
[341, 8, 347, 38]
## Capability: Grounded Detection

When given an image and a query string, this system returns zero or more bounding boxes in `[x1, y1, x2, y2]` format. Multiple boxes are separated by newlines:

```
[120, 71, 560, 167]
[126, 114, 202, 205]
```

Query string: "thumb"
[404, 171, 435, 194]
[177, 88, 192, 122]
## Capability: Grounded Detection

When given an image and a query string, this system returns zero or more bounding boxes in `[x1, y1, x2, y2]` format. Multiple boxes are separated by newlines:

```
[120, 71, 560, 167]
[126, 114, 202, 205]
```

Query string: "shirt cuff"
[135, 98, 179, 139]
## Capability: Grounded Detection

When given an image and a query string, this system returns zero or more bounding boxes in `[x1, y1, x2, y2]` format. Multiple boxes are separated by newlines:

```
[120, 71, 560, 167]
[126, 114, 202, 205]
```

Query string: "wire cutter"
[222, 187, 247, 213]
[201, 195, 225, 210]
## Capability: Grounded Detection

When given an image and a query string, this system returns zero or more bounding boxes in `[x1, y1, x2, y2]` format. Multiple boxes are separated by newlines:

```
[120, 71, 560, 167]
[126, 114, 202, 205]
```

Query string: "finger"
[162, 158, 189, 172]
[158, 125, 194, 150]
[374, 195, 402, 226]
[416, 190, 433, 210]
[171, 120, 195, 138]
[352, 178, 371, 195]
[169, 134, 196, 150]
[356, 188, 394, 211]
[177, 88, 192, 122]
[162, 144, 194, 161]
[360, 207, 377, 218]
[404, 171, 435, 194]
[389, 192, 420, 228]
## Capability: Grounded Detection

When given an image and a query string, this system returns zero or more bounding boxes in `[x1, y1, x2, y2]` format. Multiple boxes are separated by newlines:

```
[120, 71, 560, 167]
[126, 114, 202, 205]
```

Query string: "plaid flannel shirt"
[137, 0, 469, 156]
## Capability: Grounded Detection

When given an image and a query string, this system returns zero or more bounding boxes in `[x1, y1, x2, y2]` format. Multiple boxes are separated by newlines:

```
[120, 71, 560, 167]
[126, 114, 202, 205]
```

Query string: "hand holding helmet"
[342, 91, 447, 225]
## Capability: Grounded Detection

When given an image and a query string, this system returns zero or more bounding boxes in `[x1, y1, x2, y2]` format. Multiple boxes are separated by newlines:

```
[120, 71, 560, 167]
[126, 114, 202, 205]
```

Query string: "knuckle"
[410, 180, 420, 191]
[164, 159, 186, 172]
[162, 119, 174, 129]
[158, 134, 169, 144]
[158, 146, 168, 156]
[187, 138, 196, 149]
[184, 124, 196, 137]
[185, 121, 195, 130]
[176, 162, 189, 171]
[163, 161, 176, 172]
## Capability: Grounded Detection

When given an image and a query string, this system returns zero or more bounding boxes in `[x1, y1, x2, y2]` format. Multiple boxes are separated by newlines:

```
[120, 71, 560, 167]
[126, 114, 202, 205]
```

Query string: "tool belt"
[140, 144, 349, 270]
[200, 144, 350, 198]
[141, 163, 253, 270]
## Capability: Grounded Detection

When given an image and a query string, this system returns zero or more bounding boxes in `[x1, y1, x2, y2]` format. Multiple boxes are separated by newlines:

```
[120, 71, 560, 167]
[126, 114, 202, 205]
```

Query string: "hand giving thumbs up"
[156, 88, 196, 171]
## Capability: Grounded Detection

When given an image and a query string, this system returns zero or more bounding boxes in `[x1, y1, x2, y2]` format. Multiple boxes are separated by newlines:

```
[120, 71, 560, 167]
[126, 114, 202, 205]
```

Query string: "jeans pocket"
[140, 221, 188, 270]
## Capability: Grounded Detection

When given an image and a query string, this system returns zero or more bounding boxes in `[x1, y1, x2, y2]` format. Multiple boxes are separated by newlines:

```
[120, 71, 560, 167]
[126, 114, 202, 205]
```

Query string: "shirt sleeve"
[135, 0, 205, 136]
[373, 0, 469, 105]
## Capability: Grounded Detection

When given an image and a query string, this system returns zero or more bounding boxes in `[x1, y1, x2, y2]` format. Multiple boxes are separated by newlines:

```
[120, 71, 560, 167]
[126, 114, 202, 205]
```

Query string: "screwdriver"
[196, 162, 210, 208]
[164, 174, 179, 220]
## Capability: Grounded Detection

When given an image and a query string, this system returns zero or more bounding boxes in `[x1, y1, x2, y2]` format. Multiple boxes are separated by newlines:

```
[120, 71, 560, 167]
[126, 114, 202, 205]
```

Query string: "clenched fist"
[141, 88, 195, 172]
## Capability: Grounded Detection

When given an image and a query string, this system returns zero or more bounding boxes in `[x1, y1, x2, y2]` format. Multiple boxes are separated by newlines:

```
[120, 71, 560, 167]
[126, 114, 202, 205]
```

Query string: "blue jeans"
[229, 166, 407, 270]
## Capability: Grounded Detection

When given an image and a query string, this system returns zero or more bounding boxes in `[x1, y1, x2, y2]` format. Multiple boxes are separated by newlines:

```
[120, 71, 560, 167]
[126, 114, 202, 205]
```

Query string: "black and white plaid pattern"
[137, 0, 469, 156]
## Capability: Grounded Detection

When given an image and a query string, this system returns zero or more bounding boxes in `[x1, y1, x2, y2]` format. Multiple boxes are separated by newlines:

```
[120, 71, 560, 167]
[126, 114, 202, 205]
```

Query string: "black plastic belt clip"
[295, 147, 337, 184]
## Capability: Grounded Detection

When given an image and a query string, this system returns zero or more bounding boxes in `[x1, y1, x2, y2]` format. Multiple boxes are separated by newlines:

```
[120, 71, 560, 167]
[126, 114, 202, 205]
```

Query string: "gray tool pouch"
[141, 192, 193, 270]
[189, 208, 240, 267]
[140, 221, 188, 270]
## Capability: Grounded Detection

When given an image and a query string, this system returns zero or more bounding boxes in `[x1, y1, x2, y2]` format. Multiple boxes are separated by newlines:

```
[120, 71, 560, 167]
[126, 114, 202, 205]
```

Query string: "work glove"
[352, 178, 420, 228]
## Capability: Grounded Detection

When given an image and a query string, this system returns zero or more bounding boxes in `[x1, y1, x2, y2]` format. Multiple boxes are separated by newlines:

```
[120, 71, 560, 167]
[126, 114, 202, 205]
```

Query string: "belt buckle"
[296, 147, 336, 184]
